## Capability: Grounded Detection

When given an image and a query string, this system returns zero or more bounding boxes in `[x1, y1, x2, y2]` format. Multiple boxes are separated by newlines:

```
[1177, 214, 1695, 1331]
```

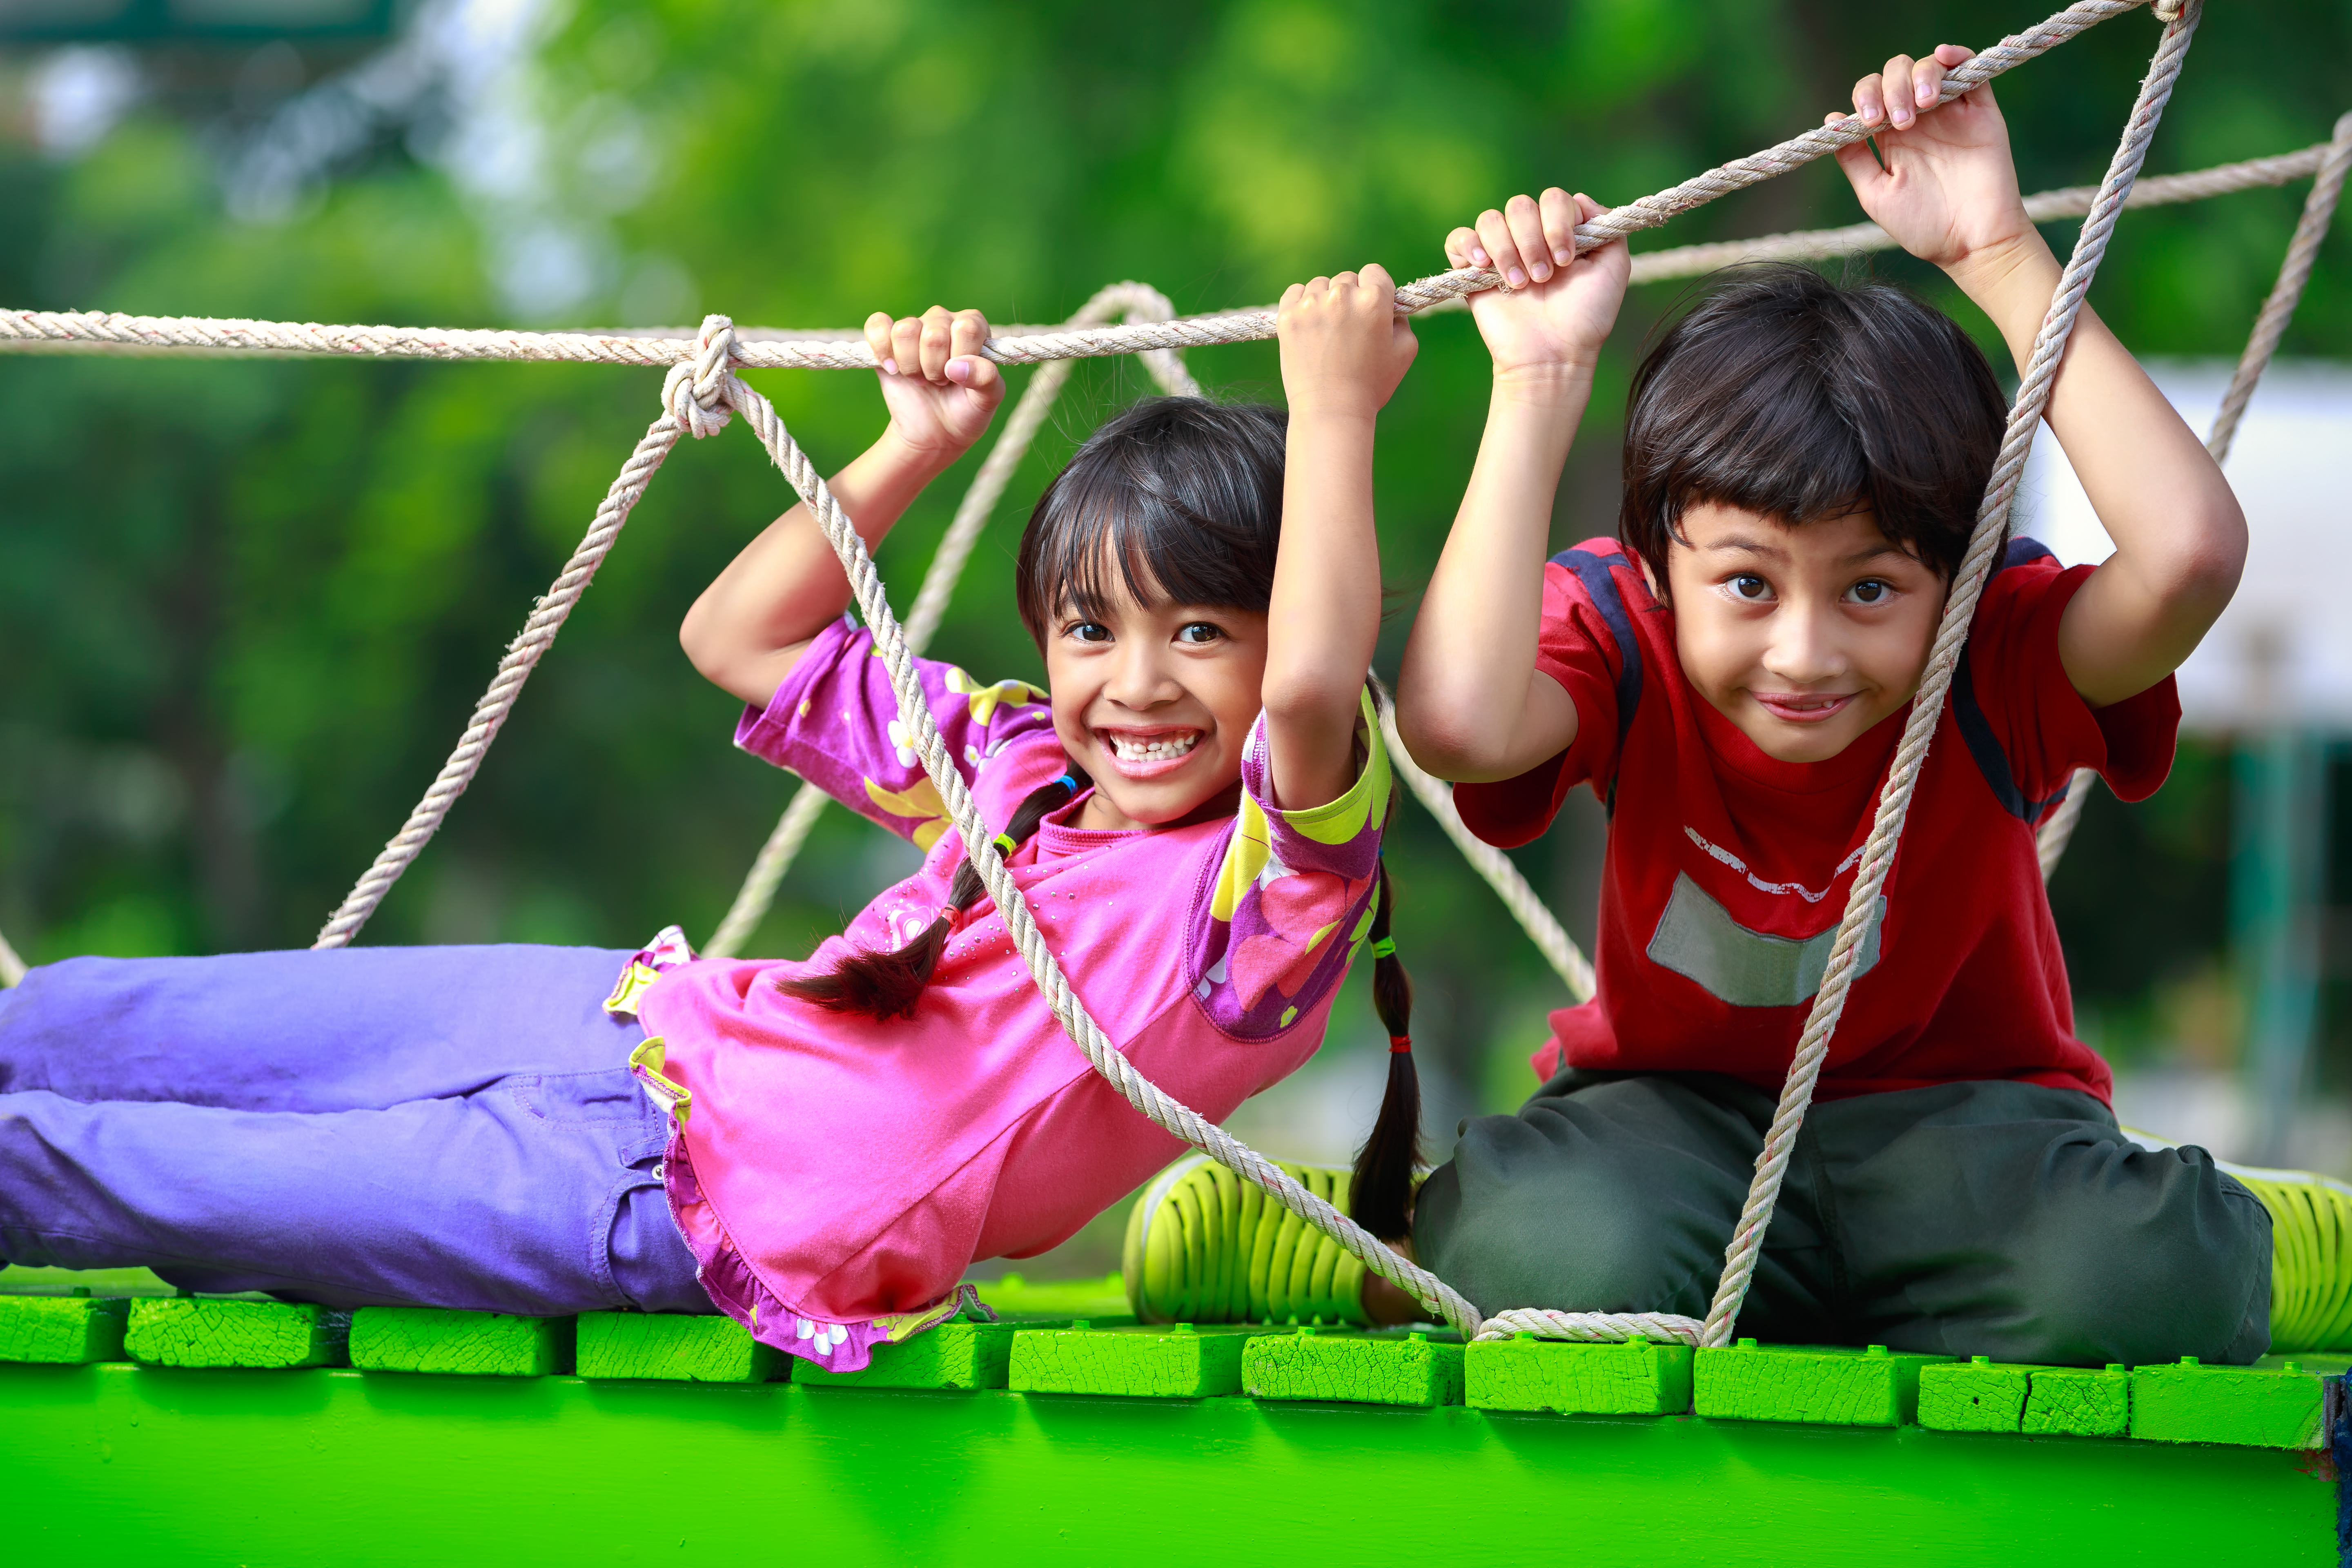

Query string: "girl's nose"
[1103, 641, 1180, 709]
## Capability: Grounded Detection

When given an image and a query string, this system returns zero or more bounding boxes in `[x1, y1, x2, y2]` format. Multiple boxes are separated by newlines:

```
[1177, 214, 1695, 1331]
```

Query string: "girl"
[0, 268, 1421, 1372]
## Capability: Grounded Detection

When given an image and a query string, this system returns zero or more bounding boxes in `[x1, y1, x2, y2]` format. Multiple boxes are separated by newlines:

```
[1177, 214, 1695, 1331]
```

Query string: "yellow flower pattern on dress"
[943, 665, 1046, 725]
[864, 775, 953, 850]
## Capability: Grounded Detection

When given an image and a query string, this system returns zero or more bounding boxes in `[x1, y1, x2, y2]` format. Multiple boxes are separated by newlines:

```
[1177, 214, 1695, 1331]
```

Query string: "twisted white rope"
[666, 326, 1483, 1334]
[1378, 705, 1595, 1002]
[0, 925, 24, 988]
[702, 284, 1198, 958]
[2034, 107, 2352, 882]
[1686, 0, 2203, 1350]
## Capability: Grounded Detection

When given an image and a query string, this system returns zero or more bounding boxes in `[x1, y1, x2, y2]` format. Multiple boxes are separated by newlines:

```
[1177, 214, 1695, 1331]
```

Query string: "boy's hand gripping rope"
[2034, 105, 2352, 883]
[702, 283, 1199, 958]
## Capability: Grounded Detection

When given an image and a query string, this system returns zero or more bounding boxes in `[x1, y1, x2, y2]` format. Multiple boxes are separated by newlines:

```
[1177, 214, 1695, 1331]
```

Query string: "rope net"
[0, 0, 2325, 1351]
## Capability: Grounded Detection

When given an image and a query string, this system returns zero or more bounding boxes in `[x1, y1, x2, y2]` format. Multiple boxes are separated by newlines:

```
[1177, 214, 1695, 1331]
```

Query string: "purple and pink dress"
[0, 617, 1391, 1372]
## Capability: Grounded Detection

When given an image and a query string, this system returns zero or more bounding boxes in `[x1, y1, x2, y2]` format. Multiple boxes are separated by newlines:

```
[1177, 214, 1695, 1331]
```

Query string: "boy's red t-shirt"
[1454, 537, 2180, 1105]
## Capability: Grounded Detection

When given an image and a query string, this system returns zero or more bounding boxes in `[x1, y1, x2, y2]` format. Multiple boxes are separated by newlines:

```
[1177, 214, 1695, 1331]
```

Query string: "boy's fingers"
[1832, 135, 1883, 194]
[1505, 194, 1552, 282]
[1444, 225, 1481, 267]
[1539, 187, 1581, 266]
[1475, 208, 1526, 289]
[1883, 55, 1918, 128]
[1915, 53, 1947, 107]
[1853, 71, 1885, 127]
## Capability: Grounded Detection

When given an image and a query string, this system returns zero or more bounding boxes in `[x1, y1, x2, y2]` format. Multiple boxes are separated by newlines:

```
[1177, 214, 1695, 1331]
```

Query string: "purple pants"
[0, 945, 710, 1315]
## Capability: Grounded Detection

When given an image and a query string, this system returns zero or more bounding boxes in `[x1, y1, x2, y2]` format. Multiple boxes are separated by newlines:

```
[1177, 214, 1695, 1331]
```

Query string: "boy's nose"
[1762, 607, 1849, 684]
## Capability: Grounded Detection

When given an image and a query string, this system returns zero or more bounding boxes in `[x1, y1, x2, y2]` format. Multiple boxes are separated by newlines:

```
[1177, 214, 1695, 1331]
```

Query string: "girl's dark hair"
[779, 766, 1093, 1020]
[1015, 396, 1287, 643]
[1619, 264, 2009, 585]
[1348, 855, 1420, 1242]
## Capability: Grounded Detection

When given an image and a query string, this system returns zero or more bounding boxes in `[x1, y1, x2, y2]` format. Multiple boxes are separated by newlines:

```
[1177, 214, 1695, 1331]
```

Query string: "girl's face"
[1042, 567, 1270, 833]
[1654, 500, 1946, 764]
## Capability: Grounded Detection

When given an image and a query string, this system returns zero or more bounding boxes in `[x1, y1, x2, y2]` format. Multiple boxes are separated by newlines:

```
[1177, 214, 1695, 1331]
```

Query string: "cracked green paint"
[0, 1294, 127, 1365]
[2023, 1366, 2130, 1437]
[1694, 1341, 1949, 1427]
[1243, 1328, 1463, 1406]
[1917, 1358, 2030, 1432]
[797, 1319, 1022, 1390]
[575, 1312, 783, 1383]
[1008, 1322, 1254, 1398]
[1465, 1334, 1693, 1416]
[349, 1307, 572, 1377]
[125, 1298, 341, 1369]
[2131, 1358, 2327, 1449]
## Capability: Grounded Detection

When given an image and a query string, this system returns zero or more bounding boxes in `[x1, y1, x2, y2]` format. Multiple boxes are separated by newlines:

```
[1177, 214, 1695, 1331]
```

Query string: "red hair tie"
[1388, 1035, 1412, 1054]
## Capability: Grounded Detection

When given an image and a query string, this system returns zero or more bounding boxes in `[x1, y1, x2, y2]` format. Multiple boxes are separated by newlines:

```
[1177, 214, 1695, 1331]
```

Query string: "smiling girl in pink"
[612, 281, 1423, 1368]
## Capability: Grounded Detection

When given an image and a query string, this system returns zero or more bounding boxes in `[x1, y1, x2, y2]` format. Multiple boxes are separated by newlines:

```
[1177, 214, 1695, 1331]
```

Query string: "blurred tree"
[0, 0, 2345, 1124]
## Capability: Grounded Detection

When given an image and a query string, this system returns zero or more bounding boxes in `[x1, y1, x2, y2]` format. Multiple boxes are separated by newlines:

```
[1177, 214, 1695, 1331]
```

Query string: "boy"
[1127, 46, 2330, 1365]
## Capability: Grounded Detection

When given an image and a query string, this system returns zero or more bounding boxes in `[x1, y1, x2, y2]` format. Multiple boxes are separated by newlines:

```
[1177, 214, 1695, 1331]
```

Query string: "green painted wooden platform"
[2, 1272, 2344, 1565]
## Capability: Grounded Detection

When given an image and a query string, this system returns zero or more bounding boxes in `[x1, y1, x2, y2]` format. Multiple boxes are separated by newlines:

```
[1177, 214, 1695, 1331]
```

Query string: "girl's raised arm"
[679, 307, 1005, 707]
[1261, 267, 1419, 810]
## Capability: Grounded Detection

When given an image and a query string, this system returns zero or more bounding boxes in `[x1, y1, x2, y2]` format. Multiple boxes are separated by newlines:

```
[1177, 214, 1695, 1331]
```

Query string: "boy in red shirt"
[1125, 45, 2335, 1364]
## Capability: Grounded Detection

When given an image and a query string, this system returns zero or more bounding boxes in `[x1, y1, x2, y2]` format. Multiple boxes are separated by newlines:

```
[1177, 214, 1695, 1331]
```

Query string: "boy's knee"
[1414, 1145, 1709, 1318]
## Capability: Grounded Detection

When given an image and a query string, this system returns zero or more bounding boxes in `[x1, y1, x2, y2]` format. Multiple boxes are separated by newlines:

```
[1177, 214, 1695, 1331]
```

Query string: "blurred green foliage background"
[0, 0, 2347, 1158]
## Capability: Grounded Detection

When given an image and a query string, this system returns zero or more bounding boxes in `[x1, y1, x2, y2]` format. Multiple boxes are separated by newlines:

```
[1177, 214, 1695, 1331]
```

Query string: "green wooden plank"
[1241, 1327, 1464, 1407]
[0, 1363, 2336, 1564]
[1007, 1321, 1252, 1398]
[123, 1298, 342, 1370]
[1694, 1340, 1951, 1427]
[2022, 1366, 2129, 1437]
[575, 1312, 784, 1383]
[0, 1293, 128, 1365]
[348, 1308, 572, 1377]
[2131, 1357, 2328, 1449]
[1918, 1358, 2029, 1433]
[1464, 1333, 1693, 1416]
[797, 1319, 1019, 1391]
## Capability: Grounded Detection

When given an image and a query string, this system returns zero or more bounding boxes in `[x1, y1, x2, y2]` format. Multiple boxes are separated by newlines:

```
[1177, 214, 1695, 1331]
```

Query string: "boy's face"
[1650, 501, 1946, 765]
[1042, 560, 1270, 833]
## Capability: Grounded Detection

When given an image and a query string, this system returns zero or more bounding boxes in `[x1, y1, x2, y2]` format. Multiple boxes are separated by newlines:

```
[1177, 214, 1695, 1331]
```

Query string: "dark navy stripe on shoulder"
[1951, 630, 2070, 825]
[1550, 546, 1644, 748]
[2002, 535, 2055, 570]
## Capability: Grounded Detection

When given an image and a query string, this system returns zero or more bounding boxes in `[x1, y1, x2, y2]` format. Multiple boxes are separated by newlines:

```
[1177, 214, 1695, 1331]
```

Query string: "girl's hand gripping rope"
[865, 305, 1007, 462]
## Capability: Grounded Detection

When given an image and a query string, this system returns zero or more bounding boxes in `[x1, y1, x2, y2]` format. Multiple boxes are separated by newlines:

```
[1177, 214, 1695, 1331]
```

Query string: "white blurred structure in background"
[2025, 360, 2352, 1172]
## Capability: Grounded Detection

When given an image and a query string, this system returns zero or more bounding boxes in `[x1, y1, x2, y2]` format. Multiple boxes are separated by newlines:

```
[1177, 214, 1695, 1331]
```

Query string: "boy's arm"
[1396, 190, 1628, 781]
[1261, 266, 1419, 811]
[679, 307, 1005, 707]
[1835, 47, 2247, 708]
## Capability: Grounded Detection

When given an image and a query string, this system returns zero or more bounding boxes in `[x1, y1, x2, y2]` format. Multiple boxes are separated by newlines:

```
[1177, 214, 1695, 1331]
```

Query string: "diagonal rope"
[2034, 107, 2352, 882]
[0, 926, 24, 987]
[704, 285, 1198, 958]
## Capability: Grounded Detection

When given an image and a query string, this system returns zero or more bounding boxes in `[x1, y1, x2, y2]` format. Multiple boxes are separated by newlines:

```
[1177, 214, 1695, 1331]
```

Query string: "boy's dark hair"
[1618, 264, 2009, 584]
[786, 395, 1422, 1236]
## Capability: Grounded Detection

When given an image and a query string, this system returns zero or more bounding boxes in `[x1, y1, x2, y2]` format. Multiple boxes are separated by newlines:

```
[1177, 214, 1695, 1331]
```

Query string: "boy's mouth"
[1096, 726, 1203, 779]
[1751, 691, 1857, 724]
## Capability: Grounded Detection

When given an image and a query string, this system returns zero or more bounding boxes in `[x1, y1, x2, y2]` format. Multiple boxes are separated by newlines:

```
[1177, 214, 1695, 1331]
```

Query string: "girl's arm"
[1396, 191, 1629, 781]
[1834, 46, 2247, 706]
[1262, 267, 1420, 810]
[679, 307, 1006, 707]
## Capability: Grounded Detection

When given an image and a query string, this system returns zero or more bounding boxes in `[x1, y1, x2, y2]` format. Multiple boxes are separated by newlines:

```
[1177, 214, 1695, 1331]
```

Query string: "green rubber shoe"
[2130, 1127, 2352, 1352]
[1122, 1153, 1370, 1326]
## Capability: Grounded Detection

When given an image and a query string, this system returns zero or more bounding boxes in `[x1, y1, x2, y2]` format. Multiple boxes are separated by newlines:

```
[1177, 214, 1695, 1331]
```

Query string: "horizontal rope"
[0, 0, 2154, 372]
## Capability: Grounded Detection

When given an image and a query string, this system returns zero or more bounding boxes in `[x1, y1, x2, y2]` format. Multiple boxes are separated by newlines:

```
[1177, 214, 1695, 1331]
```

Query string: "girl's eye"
[1176, 622, 1223, 646]
[1727, 574, 1773, 603]
[1066, 621, 1112, 644]
[1845, 579, 1891, 606]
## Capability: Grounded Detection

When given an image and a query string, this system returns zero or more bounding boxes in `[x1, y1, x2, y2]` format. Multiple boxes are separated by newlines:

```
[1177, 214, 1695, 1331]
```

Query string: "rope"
[1378, 705, 1595, 1002]
[0, 0, 2141, 374]
[0, 925, 24, 987]
[1684, 0, 2203, 1350]
[2034, 107, 2352, 882]
[670, 324, 1485, 1334]
[703, 285, 1198, 958]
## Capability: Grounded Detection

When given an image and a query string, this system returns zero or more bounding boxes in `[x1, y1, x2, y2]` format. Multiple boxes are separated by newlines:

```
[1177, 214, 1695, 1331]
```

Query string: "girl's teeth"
[1110, 734, 1198, 762]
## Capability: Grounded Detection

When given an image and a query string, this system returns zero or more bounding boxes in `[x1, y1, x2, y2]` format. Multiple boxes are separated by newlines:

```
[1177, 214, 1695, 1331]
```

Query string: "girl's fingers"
[948, 308, 990, 361]
[1444, 225, 1481, 268]
[918, 305, 957, 382]
[1883, 55, 1919, 128]
[1853, 71, 1886, 127]
[1504, 193, 1550, 283]
[864, 311, 896, 374]
[1539, 187, 1582, 267]
[1474, 208, 1526, 288]
[889, 315, 924, 380]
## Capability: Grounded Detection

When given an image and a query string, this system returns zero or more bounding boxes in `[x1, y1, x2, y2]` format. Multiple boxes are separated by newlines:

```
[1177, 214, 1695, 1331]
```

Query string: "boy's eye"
[1845, 579, 1892, 606]
[1066, 621, 1112, 644]
[1727, 574, 1773, 602]
[1175, 622, 1223, 645]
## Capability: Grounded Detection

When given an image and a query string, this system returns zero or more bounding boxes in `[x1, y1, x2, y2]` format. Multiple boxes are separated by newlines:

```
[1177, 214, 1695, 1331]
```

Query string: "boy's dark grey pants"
[1413, 1072, 2272, 1367]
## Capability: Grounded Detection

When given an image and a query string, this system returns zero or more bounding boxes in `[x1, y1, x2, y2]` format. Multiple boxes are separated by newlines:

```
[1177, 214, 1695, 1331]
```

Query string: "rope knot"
[663, 314, 738, 439]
